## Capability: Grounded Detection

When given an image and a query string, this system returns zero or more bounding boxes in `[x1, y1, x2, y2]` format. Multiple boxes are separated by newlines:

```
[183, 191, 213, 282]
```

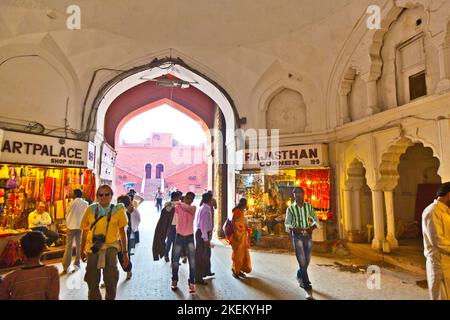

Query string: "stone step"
[344, 241, 426, 276]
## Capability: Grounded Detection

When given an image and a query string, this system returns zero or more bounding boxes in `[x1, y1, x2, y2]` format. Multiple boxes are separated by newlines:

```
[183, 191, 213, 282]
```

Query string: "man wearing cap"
[285, 187, 320, 300]
[422, 182, 450, 300]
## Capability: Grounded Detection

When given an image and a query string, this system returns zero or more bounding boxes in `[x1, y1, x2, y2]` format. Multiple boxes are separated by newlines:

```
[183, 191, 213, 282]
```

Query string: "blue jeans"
[165, 225, 176, 259]
[171, 234, 196, 284]
[156, 198, 163, 211]
[292, 232, 313, 289]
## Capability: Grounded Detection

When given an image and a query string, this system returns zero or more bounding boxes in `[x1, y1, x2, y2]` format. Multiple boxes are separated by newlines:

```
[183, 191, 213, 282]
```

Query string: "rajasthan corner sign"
[0, 129, 91, 168]
[242, 144, 328, 170]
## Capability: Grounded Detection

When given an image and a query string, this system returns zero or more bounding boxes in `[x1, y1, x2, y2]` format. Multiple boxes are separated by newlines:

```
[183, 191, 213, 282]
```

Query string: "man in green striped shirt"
[285, 187, 320, 300]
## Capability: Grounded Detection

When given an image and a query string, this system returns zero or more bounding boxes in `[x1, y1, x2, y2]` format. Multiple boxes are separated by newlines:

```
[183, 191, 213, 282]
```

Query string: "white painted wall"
[1, 0, 450, 246]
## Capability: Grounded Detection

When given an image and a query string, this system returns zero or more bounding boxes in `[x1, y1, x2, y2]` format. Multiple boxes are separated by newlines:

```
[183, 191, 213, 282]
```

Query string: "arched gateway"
[91, 58, 241, 237]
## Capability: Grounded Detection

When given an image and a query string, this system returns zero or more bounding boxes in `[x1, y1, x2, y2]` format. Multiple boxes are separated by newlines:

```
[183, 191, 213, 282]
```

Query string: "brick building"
[115, 133, 208, 199]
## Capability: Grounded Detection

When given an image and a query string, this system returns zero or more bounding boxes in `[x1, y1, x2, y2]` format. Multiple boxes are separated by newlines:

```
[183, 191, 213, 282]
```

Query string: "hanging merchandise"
[6, 167, 19, 189]
[0, 163, 97, 267]
[0, 165, 9, 180]
[236, 166, 333, 242]
[44, 175, 54, 202]
[55, 200, 65, 220]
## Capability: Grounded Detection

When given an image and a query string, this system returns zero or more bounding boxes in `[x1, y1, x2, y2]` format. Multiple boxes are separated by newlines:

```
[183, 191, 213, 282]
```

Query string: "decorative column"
[384, 191, 399, 249]
[339, 81, 352, 125]
[343, 188, 354, 240]
[432, 33, 450, 94]
[351, 189, 362, 232]
[371, 189, 386, 251]
[365, 80, 380, 116]
[437, 118, 450, 181]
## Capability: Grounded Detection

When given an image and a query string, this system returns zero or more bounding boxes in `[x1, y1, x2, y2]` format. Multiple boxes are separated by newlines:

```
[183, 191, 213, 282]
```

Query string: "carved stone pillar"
[213, 106, 227, 238]
[351, 189, 362, 232]
[339, 81, 352, 125]
[384, 190, 399, 249]
[371, 189, 386, 251]
[432, 33, 450, 94]
[343, 188, 353, 240]
[365, 80, 380, 116]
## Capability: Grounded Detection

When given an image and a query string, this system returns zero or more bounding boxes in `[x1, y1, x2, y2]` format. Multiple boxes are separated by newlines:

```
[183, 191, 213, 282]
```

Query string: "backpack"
[0, 239, 23, 268]
[222, 218, 234, 238]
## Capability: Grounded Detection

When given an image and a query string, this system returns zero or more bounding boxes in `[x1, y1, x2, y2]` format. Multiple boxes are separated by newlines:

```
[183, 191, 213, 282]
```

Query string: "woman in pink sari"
[230, 198, 251, 278]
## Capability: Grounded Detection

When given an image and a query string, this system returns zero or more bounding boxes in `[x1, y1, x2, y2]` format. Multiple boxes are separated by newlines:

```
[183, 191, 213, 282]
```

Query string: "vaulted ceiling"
[0, 0, 386, 130]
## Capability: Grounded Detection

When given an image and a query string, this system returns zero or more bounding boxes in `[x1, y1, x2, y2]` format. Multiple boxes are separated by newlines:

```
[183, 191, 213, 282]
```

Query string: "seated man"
[28, 202, 59, 247]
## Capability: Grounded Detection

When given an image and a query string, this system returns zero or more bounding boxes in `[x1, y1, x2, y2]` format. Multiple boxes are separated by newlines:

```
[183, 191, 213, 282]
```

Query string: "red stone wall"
[165, 163, 208, 194]
[114, 136, 208, 195]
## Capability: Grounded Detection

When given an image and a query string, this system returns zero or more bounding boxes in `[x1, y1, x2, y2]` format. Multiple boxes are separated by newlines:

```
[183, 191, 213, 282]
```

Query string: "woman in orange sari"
[230, 198, 251, 278]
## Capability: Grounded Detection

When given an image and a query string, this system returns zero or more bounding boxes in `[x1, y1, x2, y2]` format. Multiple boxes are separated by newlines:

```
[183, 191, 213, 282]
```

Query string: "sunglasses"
[97, 193, 111, 197]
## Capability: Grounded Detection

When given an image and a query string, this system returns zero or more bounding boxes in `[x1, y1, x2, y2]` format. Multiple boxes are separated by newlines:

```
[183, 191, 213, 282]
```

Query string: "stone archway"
[91, 58, 240, 238]
[374, 136, 442, 250]
[393, 143, 441, 240]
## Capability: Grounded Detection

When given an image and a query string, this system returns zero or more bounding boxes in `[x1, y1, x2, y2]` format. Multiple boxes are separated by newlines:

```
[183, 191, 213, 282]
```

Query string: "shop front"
[236, 144, 332, 244]
[0, 130, 96, 268]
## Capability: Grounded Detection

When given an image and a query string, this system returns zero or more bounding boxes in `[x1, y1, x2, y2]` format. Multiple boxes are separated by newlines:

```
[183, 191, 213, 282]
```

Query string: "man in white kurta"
[422, 182, 450, 300]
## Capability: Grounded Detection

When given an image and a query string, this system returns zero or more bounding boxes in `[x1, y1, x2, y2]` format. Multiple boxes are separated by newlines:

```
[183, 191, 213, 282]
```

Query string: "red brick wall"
[165, 163, 208, 194]
[115, 167, 142, 196]
[114, 139, 208, 195]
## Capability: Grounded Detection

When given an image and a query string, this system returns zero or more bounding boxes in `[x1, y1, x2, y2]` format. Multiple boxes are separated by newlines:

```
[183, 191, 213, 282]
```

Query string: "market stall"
[236, 144, 332, 242]
[0, 130, 95, 268]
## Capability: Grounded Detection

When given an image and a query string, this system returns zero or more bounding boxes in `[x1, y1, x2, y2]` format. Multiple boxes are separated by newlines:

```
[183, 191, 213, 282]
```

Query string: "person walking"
[422, 182, 450, 300]
[155, 187, 164, 212]
[230, 198, 251, 279]
[0, 232, 60, 300]
[205, 190, 216, 277]
[285, 187, 320, 300]
[80, 185, 129, 300]
[152, 191, 180, 261]
[127, 189, 144, 244]
[195, 192, 214, 285]
[171, 192, 197, 293]
[117, 195, 140, 280]
[61, 189, 88, 274]
[164, 192, 181, 262]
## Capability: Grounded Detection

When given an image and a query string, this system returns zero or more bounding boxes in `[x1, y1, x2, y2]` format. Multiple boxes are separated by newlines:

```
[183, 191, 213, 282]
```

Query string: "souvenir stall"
[0, 130, 95, 268]
[236, 144, 332, 243]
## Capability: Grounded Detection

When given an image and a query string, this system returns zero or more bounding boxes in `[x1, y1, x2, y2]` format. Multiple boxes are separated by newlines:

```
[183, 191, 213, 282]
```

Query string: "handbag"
[6, 168, 19, 189]
[117, 250, 132, 272]
[0, 239, 23, 267]
[222, 218, 234, 238]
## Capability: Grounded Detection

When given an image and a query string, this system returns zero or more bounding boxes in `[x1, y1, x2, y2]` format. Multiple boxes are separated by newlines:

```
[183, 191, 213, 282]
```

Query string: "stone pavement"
[54, 202, 428, 300]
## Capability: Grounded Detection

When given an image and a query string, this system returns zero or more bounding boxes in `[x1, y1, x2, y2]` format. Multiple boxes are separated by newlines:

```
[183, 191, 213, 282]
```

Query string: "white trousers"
[426, 255, 450, 300]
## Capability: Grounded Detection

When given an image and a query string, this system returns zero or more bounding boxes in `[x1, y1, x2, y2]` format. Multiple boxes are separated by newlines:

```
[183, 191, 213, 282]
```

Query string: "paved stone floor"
[54, 201, 428, 300]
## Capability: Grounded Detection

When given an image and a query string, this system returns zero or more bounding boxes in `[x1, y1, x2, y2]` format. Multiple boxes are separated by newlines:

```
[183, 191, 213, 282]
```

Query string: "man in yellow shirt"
[80, 185, 129, 300]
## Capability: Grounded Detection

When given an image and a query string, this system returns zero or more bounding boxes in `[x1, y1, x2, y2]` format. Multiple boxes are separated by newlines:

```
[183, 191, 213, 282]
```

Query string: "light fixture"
[139, 76, 198, 89]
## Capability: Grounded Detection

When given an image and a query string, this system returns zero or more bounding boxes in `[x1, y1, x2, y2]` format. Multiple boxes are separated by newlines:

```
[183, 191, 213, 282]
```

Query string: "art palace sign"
[0, 129, 92, 168]
[242, 144, 329, 170]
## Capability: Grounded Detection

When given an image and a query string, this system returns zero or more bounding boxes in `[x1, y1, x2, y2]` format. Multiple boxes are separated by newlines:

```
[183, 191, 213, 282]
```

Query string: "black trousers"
[206, 231, 212, 274]
[32, 227, 59, 246]
[195, 229, 209, 281]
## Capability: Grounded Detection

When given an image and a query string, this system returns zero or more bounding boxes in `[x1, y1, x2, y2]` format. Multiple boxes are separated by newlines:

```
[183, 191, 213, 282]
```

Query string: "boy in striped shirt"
[0, 232, 60, 300]
[285, 187, 320, 300]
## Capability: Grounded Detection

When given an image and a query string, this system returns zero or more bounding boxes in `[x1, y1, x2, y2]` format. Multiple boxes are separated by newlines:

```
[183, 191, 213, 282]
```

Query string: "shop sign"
[0, 129, 89, 168]
[242, 144, 328, 170]
[87, 142, 96, 170]
[100, 143, 116, 181]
